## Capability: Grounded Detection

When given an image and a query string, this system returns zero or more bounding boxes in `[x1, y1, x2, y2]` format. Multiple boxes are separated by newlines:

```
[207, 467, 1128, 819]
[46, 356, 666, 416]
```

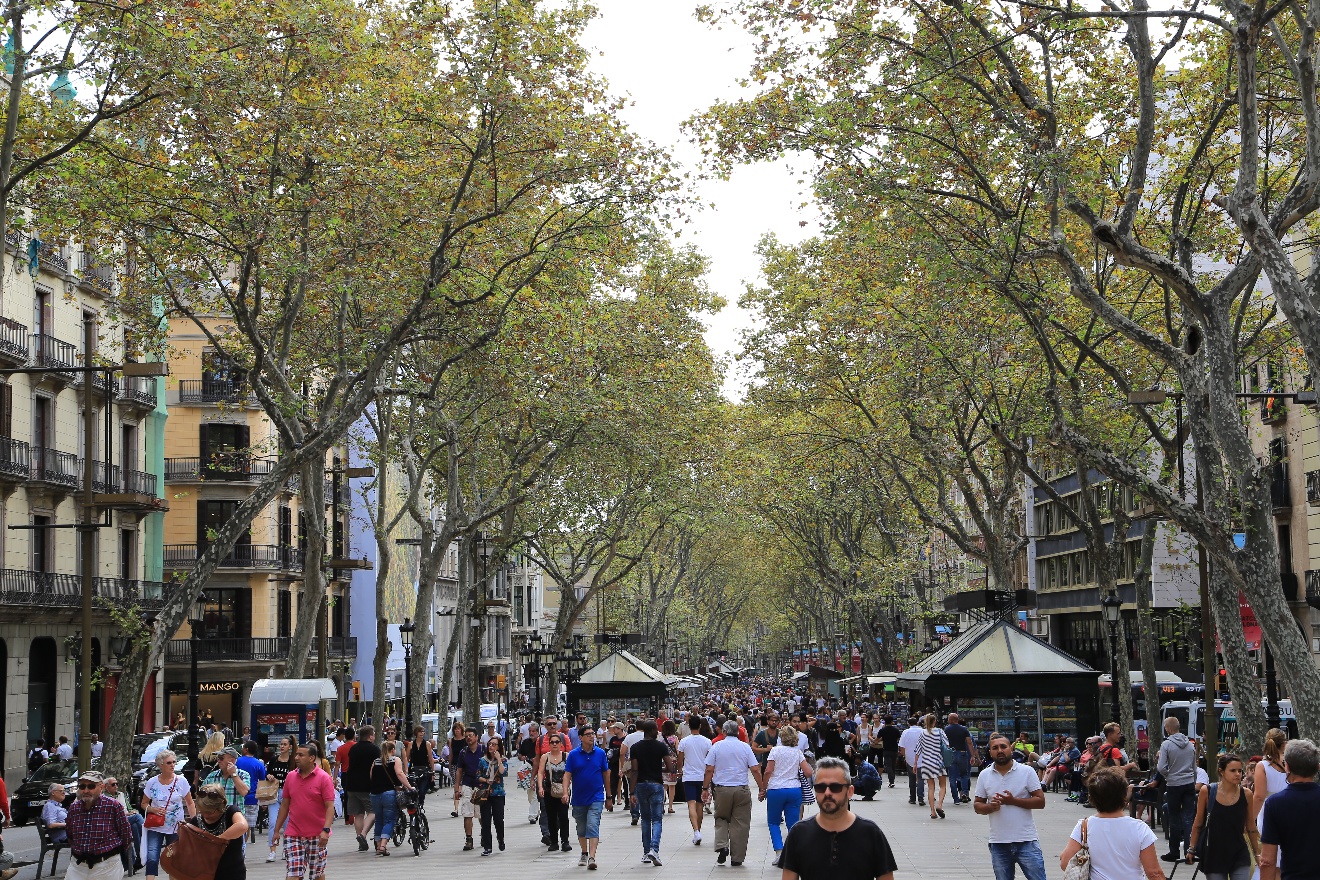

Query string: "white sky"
[582, 2, 821, 399]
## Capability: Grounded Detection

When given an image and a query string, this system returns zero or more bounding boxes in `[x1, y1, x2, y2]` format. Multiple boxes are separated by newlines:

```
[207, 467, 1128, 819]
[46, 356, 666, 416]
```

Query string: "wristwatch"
[322, 827, 331, 833]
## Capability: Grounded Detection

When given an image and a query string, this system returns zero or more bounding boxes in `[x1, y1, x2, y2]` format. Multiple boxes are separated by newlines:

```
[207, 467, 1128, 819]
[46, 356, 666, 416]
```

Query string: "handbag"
[255, 778, 280, 806]
[144, 778, 178, 829]
[159, 821, 228, 880]
[1061, 817, 1091, 880]
[937, 731, 958, 767]
[1192, 784, 1217, 861]
[799, 769, 816, 805]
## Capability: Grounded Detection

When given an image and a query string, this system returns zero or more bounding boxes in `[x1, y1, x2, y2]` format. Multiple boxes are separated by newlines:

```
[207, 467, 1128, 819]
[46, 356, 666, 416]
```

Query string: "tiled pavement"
[4, 766, 1143, 879]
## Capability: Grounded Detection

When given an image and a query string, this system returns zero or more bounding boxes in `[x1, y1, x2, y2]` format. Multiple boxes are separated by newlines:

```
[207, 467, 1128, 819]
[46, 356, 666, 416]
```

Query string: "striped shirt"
[915, 728, 949, 771]
[66, 795, 132, 857]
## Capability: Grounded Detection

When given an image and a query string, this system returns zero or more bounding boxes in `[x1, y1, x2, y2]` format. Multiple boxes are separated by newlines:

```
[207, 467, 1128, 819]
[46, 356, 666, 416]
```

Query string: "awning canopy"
[576, 649, 673, 685]
[249, 678, 339, 704]
[901, 618, 1094, 679]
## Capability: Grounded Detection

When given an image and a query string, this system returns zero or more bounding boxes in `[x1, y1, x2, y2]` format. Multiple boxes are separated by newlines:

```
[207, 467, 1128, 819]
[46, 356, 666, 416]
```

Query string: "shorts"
[459, 785, 477, 819]
[343, 790, 372, 816]
[283, 836, 328, 879]
[571, 800, 604, 840]
[683, 781, 704, 803]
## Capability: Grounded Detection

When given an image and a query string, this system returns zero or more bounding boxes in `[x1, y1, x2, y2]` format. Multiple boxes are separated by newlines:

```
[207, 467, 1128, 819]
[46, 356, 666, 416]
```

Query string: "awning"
[249, 678, 339, 704]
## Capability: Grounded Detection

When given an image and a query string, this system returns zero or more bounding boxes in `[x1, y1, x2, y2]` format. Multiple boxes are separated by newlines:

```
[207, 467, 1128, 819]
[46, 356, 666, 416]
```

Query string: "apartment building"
[1025, 462, 1202, 676]
[158, 316, 355, 728]
[0, 233, 168, 785]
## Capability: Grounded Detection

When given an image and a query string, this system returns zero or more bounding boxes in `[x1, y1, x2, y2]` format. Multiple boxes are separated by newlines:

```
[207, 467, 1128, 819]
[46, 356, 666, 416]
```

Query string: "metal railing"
[178, 379, 254, 405]
[39, 243, 68, 274]
[0, 436, 30, 479]
[1308, 570, 1320, 609]
[0, 317, 29, 363]
[30, 447, 79, 488]
[163, 543, 295, 570]
[164, 635, 357, 663]
[164, 456, 277, 482]
[0, 569, 173, 611]
[84, 460, 121, 494]
[122, 469, 157, 496]
[117, 375, 157, 408]
[78, 253, 114, 292]
[31, 333, 78, 373]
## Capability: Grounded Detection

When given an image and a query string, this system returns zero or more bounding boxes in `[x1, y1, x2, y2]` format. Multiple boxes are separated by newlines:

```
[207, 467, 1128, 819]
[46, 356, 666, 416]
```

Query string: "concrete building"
[157, 317, 357, 729]
[0, 232, 168, 785]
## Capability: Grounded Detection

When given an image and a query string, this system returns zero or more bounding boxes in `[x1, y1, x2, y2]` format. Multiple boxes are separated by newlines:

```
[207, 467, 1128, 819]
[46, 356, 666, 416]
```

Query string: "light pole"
[1101, 592, 1123, 725]
[399, 618, 415, 736]
[187, 593, 206, 767]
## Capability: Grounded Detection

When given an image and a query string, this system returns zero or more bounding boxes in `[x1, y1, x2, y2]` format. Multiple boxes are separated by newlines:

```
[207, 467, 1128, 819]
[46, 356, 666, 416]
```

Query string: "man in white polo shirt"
[702, 720, 764, 868]
[973, 732, 1047, 880]
[897, 716, 925, 806]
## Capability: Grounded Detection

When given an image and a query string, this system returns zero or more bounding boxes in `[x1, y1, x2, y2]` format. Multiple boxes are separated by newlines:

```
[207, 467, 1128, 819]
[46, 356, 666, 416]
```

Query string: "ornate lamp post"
[399, 617, 415, 736]
[187, 592, 207, 766]
[1101, 592, 1123, 724]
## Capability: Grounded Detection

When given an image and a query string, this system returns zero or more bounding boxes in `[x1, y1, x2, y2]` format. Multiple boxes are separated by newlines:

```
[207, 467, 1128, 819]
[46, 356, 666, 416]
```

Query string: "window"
[31, 515, 50, 572]
[277, 590, 291, 638]
[199, 422, 250, 478]
[197, 500, 250, 547]
[119, 529, 135, 580]
[201, 349, 245, 390]
[198, 588, 250, 639]
[121, 424, 138, 474]
[32, 396, 51, 450]
[0, 382, 11, 438]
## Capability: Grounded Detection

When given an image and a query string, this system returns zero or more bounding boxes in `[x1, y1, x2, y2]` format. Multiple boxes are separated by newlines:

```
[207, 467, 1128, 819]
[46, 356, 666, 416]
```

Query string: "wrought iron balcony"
[1308, 570, 1320, 610]
[122, 469, 157, 496]
[164, 456, 277, 482]
[163, 543, 297, 571]
[77, 252, 114, 293]
[29, 447, 79, 490]
[164, 635, 358, 663]
[178, 379, 255, 405]
[0, 569, 173, 612]
[31, 333, 78, 379]
[117, 375, 157, 410]
[82, 460, 121, 494]
[0, 437, 30, 481]
[38, 242, 68, 274]
[0, 317, 28, 365]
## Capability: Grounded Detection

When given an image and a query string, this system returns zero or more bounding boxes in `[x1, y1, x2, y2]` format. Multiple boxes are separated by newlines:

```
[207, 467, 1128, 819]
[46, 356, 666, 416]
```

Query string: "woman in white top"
[141, 749, 196, 880]
[1251, 728, 1288, 878]
[856, 713, 877, 767]
[759, 725, 814, 867]
[1059, 767, 1163, 880]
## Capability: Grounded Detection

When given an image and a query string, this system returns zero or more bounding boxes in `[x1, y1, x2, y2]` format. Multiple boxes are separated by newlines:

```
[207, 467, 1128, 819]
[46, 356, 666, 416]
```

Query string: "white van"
[1161, 699, 1295, 747]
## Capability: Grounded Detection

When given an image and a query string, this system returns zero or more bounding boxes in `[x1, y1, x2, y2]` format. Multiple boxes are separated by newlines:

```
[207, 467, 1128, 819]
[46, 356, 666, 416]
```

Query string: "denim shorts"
[571, 800, 604, 839]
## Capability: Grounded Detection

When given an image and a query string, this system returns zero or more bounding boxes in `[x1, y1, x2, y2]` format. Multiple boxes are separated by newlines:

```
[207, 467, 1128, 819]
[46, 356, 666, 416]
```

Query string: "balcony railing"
[1309, 470, 1320, 504]
[117, 375, 157, 409]
[31, 333, 78, 375]
[164, 635, 358, 664]
[323, 481, 353, 505]
[0, 569, 173, 611]
[83, 460, 121, 494]
[0, 436, 30, 480]
[163, 543, 296, 571]
[164, 456, 277, 482]
[1308, 570, 1320, 609]
[78, 253, 114, 293]
[282, 546, 304, 571]
[38, 242, 68, 274]
[30, 447, 79, 489]
[122, 469, 157, 496]
[178, 379, 255, 405]
[0, 317, 28, 364]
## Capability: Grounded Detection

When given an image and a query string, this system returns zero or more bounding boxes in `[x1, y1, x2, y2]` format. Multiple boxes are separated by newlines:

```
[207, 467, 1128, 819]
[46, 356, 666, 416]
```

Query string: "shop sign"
[199, 681, 242, 693]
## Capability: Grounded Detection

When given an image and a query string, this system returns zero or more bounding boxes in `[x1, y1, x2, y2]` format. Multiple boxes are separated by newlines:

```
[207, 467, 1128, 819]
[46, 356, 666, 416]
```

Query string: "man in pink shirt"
[272, 742, 336, 880]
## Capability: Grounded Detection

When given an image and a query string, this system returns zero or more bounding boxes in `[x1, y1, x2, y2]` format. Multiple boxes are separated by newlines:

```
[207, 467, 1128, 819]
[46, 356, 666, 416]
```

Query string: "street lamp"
[399, 618, 415, 737]
[187, 593, 207, 766]
[1101, 592, 1123, 724]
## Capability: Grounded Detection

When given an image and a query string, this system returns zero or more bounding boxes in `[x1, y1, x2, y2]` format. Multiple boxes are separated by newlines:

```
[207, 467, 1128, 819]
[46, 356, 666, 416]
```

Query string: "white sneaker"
[265, 852, 276, 863]
[692, 831, 701, 845]
[642, 854, 652, 864]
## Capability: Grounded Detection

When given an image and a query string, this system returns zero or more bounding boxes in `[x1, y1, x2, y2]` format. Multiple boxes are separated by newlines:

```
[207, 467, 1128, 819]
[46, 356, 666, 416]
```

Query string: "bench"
[34, 816, 68, 879]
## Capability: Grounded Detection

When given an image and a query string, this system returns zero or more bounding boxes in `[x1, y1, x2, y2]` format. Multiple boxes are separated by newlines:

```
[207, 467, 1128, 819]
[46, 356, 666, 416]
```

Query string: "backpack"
[28, 748, 45, 772]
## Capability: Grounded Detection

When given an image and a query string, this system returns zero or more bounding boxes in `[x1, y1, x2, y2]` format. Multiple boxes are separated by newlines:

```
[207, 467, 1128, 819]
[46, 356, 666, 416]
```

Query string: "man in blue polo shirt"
[1260, 738, 1320, 880]
[563, 727, 610, 871]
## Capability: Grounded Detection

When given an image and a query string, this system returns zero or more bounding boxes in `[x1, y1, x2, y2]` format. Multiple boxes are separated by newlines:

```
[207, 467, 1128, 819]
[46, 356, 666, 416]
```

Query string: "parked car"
[9, 759, 95, 826]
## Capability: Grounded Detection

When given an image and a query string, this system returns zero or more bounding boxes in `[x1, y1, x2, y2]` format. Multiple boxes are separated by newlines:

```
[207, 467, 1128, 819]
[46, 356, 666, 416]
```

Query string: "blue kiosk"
[249, 678, 338, 756]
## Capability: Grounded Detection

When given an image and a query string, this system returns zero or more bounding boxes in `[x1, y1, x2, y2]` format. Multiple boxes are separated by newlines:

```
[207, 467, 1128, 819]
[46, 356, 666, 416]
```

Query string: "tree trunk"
[100, 645, 151, 782]
[461, 533, 482, 723]
[287, 458, 327, 677]
[1133, 526, 1163, 756]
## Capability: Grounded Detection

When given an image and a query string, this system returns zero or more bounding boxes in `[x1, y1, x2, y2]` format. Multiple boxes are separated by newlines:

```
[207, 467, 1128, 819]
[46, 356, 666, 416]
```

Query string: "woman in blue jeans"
[368, 742, 414, 855]
[263, 736, 295, 862]
[761, 726, 814, 867]
[140, 749, 195, 880]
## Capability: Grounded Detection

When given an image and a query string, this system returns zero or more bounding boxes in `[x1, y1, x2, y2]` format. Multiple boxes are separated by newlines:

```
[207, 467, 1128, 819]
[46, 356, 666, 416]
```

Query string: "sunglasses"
[813, 782, 848, 794]
[77, 782, 98, 789]
[549, 738, 562, 743]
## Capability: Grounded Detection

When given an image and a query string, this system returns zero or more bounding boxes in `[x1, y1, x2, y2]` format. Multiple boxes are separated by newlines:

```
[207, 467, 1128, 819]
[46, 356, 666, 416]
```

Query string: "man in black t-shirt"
[782, 757, 897, 880]
[628, 721, 675, 866]
[943, 713, 975, 805]
[342, 725, 380, 851]
[877, 717, 902, 788]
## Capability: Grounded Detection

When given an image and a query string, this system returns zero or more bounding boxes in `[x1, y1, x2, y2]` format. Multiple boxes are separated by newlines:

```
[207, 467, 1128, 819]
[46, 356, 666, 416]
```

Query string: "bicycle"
[392, 789, 429, 855]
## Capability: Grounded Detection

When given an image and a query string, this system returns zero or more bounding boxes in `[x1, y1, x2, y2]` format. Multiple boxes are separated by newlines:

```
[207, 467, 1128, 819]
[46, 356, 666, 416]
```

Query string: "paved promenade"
[3, 765, 1139, 880]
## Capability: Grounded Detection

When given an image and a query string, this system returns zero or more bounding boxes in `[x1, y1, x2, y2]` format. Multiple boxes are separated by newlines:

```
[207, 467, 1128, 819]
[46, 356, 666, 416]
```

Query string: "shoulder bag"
[799, 769, 816, 805]
[143, 778, 178, 829]
[1192, 783, 1218, 861]
[938, 731, 958, 767]
[255, 778, 280, 806]
[1061, 816, 1091, 880]
[159, 821, 228, 880]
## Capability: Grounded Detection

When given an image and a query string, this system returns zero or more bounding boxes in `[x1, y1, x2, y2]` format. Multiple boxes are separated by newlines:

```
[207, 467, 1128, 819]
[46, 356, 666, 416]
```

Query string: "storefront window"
[201, 589, 245, 639]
